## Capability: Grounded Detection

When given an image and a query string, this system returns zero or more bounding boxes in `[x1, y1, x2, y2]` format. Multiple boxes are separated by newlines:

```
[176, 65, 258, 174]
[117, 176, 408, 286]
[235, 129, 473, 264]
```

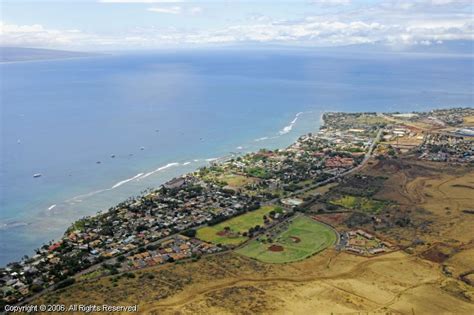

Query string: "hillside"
[0, 47, 97, 63]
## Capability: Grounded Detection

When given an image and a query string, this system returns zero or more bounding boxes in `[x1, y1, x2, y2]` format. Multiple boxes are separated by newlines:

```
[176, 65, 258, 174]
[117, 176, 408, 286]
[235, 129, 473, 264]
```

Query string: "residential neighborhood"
[2, 107, 472, 307]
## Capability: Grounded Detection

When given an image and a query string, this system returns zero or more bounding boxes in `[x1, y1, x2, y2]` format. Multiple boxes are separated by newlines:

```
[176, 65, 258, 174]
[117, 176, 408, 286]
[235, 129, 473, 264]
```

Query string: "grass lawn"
[235, 216, 336, 263]
[245, 167, 269, 179]
[356, 115, 390, 125]
[220, 174, 256, 188]
[196, 205, 282, 245]
[330, 195, 385, 214]
[302, 182, 338, 198]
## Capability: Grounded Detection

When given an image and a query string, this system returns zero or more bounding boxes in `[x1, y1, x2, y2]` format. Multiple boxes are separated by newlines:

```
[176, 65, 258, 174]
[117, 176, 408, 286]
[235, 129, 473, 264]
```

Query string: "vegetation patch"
[196, 205, 282, 245]
[332, 174, 386, 197]
[421, 243, 459, 263]
[330, 195, 386, 214]
[245, 167, 270, 179]
[220, 174, 257, 188]
[236, 216, 336, 263]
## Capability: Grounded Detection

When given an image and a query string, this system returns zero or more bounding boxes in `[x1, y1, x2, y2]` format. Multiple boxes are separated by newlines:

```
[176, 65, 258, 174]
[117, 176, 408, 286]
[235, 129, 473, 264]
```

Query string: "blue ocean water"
[1, 48, 473, 266]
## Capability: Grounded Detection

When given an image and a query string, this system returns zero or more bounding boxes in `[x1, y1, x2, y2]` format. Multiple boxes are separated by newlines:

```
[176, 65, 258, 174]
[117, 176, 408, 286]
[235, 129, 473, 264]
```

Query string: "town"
[1, 107, 472, 308]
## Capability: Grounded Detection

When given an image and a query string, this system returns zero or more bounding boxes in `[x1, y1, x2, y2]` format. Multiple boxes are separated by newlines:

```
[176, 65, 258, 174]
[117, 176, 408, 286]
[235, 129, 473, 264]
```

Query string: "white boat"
[33, 173, 42, 178]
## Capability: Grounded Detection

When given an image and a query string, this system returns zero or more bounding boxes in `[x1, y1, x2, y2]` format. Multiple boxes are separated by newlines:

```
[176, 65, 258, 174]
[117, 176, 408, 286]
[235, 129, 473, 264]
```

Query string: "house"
[164, 177, 186, 189]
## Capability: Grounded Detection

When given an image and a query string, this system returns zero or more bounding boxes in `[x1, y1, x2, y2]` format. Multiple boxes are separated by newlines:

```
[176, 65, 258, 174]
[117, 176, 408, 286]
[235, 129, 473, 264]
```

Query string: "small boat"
[96, 161, 101, 164]
[140, 147, 145, 150]
[33, 173, 42, 178]
[110, 154, 116, 158]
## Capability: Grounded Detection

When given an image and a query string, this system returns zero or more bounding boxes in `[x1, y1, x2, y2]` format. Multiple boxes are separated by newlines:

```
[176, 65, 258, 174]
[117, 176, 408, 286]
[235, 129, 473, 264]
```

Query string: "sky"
[0, 0, 473, 51]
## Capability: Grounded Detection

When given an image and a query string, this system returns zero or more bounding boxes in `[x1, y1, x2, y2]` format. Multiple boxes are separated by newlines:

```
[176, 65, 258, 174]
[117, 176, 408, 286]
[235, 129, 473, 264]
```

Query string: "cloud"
[189, 7, 202, 15]
[0, 21, 93, 48]
[2, 0, 473, 50]
[147, 6, 181, 14]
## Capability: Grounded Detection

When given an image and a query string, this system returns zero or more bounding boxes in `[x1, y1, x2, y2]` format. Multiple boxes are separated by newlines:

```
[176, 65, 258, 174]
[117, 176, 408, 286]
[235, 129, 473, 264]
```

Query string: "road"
[289, 128, 382, 197]
[16, 129, 382, 307]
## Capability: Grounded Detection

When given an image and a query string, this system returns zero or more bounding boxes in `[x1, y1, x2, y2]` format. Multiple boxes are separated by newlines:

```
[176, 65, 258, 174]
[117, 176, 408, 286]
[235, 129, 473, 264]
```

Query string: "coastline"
[3, 106, 472, 307]
[0, 53, 105, 65]
[2, 48, 473, 267]
[0, 110, 323, 267]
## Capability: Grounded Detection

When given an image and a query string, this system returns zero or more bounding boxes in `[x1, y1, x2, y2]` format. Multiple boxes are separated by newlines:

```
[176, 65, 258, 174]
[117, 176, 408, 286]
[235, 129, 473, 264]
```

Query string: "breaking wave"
[279, 112, 303, 135]
[112, 173, 144, 188]
[138, 163, 179, 180]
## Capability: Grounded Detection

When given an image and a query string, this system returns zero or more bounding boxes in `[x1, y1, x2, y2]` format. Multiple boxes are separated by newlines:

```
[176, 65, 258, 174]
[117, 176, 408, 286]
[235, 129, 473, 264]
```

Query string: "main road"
[288, 128, 383, 197]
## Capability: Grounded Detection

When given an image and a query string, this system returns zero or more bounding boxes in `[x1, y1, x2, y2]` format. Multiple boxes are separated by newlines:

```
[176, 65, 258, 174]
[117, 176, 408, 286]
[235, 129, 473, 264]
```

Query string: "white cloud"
[0, 21, 94, 48]
[147, 6, 181, 14]
[2, 1, 473, 50]
[189, 7, 203, 15]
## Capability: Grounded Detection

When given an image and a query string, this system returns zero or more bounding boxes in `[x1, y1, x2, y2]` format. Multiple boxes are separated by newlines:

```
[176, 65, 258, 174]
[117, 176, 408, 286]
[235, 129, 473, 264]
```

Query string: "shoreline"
[0, 110, 323, 267]
[2, 106, 472, 306]
[0, 53, 106, 65]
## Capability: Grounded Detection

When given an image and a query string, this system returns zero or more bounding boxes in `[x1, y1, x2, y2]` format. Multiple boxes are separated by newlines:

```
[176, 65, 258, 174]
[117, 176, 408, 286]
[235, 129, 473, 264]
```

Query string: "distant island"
[0, 47, 98, 63]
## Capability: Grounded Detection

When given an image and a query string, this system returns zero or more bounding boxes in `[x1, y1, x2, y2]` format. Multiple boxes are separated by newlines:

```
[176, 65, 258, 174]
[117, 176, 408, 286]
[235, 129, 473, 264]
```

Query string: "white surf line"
[254, 136, 269, 142]
[112, 173, 144, 189]
[279, 111, 303, 135]
[137, 162, 180, 180]
[67, 172, 148, 204]
[67, 188, 109, 204]
[64, 159, 200, 206]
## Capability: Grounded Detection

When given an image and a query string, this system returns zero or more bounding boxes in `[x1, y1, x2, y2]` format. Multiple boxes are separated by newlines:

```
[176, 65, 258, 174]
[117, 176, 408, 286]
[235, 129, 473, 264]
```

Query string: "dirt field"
[463, 115, 474, 126]
[34, 250, 474, 314]
[367, 158, 474, 246]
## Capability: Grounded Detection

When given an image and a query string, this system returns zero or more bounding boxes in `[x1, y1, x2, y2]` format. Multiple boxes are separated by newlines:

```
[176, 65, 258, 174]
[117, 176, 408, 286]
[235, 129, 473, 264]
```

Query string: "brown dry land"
[383, 134, 424, 153]
[463, 115, 474, 126]
[35, 250, 474, 315]
[32, 157, 474, 314]
[366, 157, 474, 250]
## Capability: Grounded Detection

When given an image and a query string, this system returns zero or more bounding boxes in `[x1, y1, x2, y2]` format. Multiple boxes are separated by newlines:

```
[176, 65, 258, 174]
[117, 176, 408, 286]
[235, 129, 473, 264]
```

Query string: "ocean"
[1, 48, 473, 266]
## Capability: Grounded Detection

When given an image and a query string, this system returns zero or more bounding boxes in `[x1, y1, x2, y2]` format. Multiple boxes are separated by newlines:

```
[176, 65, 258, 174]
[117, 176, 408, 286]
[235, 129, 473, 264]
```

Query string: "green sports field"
[235, 216, 336, 263]
[196, 205, 282, 245]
